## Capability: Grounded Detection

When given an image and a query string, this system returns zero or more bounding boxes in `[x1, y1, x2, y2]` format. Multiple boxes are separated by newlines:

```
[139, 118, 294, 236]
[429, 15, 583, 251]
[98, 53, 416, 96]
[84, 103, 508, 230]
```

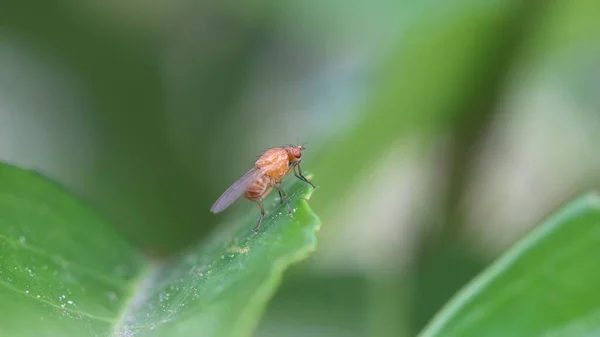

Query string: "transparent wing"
[210, 167, 263, 213]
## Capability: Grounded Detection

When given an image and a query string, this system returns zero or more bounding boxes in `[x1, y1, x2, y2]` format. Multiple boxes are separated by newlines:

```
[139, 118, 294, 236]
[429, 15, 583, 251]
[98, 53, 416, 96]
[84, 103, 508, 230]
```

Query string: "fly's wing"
[210, 167, 262, 213]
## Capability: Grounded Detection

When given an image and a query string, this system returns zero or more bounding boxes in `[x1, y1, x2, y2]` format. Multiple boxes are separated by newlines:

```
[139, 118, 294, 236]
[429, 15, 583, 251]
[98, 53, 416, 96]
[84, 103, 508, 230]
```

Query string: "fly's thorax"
[245, 173, 274, 201]
[256, 148, 290, 181]
[255, 148, 288, 167]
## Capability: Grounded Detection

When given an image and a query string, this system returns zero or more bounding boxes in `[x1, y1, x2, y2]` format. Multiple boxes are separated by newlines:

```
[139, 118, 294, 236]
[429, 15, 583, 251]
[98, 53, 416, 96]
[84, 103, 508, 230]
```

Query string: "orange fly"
[210, 145, 316, 232]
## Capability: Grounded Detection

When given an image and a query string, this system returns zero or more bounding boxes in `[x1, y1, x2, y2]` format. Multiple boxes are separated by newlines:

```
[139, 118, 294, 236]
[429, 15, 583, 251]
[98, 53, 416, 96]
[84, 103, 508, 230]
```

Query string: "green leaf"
[418, 192, 600, 337]
[0, 163, 320, 337]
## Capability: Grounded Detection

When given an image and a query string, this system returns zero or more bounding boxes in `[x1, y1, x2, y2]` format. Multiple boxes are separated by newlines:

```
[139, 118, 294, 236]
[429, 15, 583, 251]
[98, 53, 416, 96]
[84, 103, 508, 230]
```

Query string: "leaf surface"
[0, 163, 320, 337]
[419, 192, 600, 337]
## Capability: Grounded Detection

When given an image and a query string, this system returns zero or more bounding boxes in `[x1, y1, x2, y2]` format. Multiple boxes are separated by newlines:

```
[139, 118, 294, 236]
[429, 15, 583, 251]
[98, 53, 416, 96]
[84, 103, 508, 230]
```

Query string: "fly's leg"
[294, 163, 317, 189]
[277, 190, 284, 204]
[274, 182, 292, 215]
[253, 201, 265, 232]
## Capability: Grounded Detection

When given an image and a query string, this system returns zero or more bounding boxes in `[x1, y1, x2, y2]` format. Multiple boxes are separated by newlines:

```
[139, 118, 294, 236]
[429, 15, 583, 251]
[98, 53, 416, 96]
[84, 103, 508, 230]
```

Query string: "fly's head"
[285, 145, 305, 164]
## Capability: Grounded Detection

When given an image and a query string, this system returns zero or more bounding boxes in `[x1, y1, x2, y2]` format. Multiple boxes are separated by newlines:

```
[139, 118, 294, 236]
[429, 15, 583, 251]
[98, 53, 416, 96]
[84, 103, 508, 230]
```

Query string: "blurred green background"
[1, 0, 599, 336]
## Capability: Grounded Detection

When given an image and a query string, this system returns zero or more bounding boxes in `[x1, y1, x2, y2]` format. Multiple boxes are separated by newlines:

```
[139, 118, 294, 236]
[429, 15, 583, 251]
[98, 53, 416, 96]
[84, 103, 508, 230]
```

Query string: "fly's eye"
[292, 148, 301, 158]
[287, 146, 302, 159]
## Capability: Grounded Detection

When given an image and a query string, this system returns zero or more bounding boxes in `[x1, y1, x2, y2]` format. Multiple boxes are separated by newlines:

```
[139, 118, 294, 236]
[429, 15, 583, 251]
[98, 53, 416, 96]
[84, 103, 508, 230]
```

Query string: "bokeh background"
[1, 0, 599, 336]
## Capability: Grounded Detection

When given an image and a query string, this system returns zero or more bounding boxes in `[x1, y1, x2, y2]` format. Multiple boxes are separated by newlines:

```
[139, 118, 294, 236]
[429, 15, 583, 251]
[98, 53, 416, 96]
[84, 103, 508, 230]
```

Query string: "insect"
[210, 145, 316, 232]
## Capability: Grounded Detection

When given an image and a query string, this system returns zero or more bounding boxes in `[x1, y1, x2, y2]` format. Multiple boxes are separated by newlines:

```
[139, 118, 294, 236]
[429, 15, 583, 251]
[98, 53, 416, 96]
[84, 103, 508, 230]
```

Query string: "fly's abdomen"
[245, 174, 273, 201]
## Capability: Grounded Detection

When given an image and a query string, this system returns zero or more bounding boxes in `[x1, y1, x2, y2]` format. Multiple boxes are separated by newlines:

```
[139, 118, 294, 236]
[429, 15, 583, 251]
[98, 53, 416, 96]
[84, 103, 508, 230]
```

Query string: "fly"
[210, 145, 316, 232]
